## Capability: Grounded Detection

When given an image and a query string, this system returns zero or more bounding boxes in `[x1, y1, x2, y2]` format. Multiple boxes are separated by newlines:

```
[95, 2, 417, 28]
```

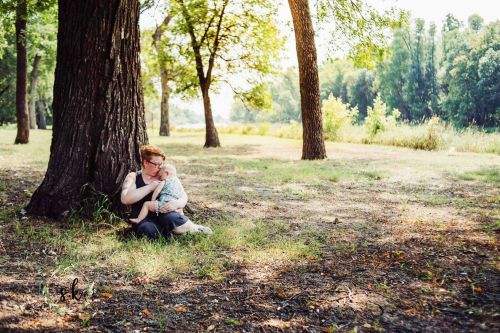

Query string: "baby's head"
[158, 163, 177, 180]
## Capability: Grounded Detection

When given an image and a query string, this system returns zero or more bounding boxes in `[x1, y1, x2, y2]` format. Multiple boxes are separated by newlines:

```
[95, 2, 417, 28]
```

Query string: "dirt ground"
[1, 137, 499, 332]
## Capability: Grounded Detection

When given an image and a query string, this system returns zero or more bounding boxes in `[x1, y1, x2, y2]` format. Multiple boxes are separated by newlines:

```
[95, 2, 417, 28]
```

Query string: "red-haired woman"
[120, 145, 187, 239]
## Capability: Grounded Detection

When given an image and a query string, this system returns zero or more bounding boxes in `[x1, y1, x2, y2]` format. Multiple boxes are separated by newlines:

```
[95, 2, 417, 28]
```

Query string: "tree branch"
[206, 0, 229, 84]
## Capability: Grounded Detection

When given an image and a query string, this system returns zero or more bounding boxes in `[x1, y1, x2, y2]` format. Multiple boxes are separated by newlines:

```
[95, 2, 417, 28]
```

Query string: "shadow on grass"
[1, 155, 498, 332]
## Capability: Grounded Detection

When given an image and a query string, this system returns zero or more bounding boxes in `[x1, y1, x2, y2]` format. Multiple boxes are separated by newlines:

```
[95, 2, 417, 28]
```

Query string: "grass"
[1, 128, 499, 282]
[198, 122, 500, 154]
[10, 208, 323, 280]
[459, 167, 500, 184]
[0, 128, 53, 169]
[209, 158, 385, 186]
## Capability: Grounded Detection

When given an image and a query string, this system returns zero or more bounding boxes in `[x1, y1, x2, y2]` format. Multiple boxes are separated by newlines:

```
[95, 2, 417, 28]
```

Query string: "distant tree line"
[0, 3, 56, 128]
[231, 15, 499, 128]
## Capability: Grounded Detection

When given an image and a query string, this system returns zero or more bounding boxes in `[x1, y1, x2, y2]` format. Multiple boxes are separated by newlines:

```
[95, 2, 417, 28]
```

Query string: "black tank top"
[130, 171, 154, 218]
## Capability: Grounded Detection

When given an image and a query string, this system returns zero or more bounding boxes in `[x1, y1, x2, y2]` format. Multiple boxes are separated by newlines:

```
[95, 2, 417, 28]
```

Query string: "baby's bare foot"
[129, 218, 140, 224]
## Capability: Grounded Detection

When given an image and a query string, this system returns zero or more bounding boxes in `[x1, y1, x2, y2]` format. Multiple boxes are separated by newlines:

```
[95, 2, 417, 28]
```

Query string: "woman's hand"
[159, 199, 183, 213]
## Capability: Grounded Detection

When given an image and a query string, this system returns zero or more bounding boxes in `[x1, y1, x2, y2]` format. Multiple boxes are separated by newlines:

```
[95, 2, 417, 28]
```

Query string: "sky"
[140, 0, 499, 122]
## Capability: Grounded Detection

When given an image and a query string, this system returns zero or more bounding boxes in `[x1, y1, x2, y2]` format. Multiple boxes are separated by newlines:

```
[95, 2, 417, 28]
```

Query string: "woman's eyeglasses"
[145, 160, 163, 168]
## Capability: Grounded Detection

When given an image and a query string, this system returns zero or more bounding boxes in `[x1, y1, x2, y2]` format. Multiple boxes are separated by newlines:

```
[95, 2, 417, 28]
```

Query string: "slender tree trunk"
[28, 0, 147, 217]
[201, 84, 220, 148]
[36, 99, 47, 129]
[288, 0, 326, 160]
[159, 70, 170, 136]
[178, 0, 221, 148]
[28, 53, 42, 129]
[15, 0, 29, 144]
[152, 15, 172, 137]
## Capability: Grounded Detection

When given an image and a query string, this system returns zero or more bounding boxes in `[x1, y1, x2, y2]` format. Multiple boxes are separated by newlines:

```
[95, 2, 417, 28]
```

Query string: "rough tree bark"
[152, 16, 172, 137]
[28, 53, 42, 129]
[15, 0, 29, 144]
[36, 99, 47, 129]
[27, 0, 147, 217]
[201, 84, 219, 148]
[288, 0, 326, 160]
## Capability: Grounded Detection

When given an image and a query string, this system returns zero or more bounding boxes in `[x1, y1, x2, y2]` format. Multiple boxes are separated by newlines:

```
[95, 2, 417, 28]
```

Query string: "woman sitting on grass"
[130, 163, 212, 235]
[121, 145, 208, 240]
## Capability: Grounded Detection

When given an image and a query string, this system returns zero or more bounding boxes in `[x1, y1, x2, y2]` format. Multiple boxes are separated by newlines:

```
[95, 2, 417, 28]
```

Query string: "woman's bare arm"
[120, 172, 159, 205]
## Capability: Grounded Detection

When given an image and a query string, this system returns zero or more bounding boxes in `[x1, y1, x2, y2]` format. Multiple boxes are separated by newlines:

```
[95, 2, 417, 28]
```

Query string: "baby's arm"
[151, 180, 166, 201]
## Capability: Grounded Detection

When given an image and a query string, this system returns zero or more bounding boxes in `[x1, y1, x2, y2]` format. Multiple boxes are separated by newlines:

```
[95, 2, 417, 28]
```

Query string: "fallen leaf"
[142, 309, 153, 318]
[78, 313, 90, 321]
[207, 324, 215, 331]
[405, 308, 417, 316]
[175, 306, 188, 313]
[100, 293, 113, 298]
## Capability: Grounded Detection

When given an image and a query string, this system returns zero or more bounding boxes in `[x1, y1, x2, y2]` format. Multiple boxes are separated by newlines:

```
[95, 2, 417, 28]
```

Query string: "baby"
[130, 164, 213, 235]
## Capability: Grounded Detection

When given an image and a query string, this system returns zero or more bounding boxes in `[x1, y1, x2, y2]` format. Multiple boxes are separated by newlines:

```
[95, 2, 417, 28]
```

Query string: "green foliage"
[319, 59, 355, 103]
[230, 99, 258, 123]
[440, 18, 499, 127]
[322, 94, 358, 141]
[364, 96, 399, 138]
[68, 184, 122, 224]
[349, 68, 375, 119]
[377, 116, 444, 151]
[316, 0, 409, 69]
[268, 67, 301, 123]
[240, 83, 273, 112]
[171, 0, 284, 98]
[0, 33, 16, 125]
[376, 28, 410, 119]
[416, 116, 445, 150]
[0, 0, 57, 125]
[377, 20, 440, 122]
[405, 19, 429, 120]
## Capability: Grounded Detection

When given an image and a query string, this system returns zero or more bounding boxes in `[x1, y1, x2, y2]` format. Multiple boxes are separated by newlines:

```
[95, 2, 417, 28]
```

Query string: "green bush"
[364, 96, 400, 139]
[413, 116, 445, 150]
[212, 118, 499, 154]
[322, 94, 358, 141]
[372, 117, 445, 151]
[257, 122, 270, 136]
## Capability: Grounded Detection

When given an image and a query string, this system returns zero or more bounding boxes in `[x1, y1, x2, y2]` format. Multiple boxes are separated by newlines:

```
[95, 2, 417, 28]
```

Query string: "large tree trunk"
[36, 98, 47, 129]
[288, 0, 326, 160]
[159, 70, 170, 136]
[15, 0, 29, 144]
[27, 0, 147, 217]
[201, 85, 220, 148]
[28, 53, 42, 129]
